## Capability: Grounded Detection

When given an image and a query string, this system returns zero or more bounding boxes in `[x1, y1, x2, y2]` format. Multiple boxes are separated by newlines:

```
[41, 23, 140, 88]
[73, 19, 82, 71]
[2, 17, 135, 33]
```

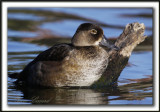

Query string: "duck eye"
[91, 29, 97, 34]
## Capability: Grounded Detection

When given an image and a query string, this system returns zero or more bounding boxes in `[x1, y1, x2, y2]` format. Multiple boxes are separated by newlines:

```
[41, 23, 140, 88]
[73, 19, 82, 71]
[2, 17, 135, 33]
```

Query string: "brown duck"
[9, 23, 117, 88]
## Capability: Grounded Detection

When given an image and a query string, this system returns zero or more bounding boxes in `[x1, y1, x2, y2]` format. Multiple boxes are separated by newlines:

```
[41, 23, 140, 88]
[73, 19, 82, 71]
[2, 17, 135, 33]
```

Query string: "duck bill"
[100, 35, 119, 50]
[100, 35, 111, 48]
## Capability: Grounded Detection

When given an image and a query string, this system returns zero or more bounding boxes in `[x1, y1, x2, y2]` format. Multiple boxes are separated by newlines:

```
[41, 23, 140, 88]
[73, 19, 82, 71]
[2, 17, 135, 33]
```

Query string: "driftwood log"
[92, 22, 147, 87]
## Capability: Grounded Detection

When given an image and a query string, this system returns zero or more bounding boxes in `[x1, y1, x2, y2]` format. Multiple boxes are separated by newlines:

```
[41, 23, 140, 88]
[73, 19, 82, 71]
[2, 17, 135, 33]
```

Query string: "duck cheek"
[94, 40, 100, 45]
[93, 37, 102, 45]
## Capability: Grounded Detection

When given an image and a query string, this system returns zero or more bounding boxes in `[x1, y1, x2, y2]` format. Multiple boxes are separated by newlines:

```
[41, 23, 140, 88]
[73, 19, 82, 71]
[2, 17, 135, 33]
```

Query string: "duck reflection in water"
[15, 75, 152, 104]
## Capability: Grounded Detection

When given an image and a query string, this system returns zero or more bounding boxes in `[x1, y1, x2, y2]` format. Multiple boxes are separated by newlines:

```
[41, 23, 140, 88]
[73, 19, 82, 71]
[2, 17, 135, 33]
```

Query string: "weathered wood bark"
[92, 22, 147, 87]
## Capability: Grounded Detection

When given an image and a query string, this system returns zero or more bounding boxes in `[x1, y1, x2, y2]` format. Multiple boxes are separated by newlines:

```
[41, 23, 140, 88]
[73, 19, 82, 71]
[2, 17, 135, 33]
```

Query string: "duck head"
[71, 23, 115, 49]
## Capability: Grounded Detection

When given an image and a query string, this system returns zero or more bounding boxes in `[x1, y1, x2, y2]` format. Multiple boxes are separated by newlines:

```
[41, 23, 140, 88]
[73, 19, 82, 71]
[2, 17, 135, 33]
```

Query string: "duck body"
[19, 44, 109, 87]
[13, 23, 116, 88]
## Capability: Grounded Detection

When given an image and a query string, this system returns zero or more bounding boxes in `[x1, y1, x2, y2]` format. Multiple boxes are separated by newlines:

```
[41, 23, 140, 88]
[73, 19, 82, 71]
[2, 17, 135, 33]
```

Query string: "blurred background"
[8, 8, 153, 105]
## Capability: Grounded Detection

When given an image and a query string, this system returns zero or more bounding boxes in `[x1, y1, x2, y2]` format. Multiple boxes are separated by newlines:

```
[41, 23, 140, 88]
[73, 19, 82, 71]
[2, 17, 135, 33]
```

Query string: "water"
[8, 8, 153, 105]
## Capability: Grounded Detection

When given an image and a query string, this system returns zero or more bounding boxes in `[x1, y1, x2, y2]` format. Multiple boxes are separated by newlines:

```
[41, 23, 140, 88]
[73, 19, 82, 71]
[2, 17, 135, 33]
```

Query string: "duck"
[10, 23, 117, 88]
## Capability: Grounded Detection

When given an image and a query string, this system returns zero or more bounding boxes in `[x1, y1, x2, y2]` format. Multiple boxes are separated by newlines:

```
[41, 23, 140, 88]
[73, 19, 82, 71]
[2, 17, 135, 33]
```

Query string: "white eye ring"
[91, 29, 97, 34]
